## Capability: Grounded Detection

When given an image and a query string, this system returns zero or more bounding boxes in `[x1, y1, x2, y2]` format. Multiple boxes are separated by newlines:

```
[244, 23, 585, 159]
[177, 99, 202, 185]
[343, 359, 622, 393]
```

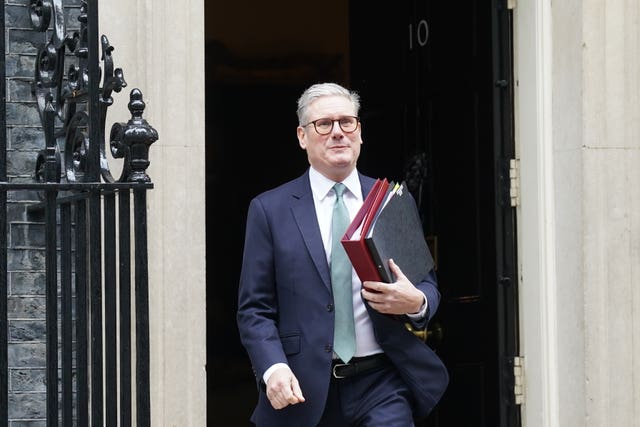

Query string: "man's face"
[297, 95, 362, 182]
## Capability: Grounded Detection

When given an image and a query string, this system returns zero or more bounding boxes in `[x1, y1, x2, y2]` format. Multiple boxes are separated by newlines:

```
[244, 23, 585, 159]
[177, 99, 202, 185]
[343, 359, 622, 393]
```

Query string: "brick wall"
[5, 0, 81, 424]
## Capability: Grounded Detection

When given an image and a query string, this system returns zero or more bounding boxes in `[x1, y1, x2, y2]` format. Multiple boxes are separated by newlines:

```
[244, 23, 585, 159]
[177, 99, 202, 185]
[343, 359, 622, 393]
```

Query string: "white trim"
[513, 1, 559, 426]
[536, 1, 559, 425]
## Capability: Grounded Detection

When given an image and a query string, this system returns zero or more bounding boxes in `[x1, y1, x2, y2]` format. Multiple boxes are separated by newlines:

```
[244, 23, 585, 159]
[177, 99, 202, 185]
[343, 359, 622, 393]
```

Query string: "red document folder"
[341, 178, 390, 282]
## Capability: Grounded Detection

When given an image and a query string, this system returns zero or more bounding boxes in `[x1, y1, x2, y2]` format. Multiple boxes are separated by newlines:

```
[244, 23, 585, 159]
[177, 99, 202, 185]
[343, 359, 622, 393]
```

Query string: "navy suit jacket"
[237, 170, 448, 427]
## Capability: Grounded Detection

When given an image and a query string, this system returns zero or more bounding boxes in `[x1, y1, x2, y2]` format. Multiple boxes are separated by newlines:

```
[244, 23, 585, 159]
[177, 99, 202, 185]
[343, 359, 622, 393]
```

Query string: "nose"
[330, 120, 344, 135]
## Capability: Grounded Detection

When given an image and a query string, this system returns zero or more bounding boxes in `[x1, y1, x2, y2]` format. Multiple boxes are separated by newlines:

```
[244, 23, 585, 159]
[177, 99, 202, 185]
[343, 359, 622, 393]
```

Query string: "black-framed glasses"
[303, 116, 360, 135]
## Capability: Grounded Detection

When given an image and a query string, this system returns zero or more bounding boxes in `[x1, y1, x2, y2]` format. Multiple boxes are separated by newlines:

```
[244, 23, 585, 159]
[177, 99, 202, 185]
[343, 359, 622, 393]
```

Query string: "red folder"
[341, 178, 390, 282]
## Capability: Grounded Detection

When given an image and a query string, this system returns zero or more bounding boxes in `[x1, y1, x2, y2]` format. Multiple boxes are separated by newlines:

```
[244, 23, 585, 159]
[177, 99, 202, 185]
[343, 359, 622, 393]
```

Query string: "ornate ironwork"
[30, 0, 157, 186]
[21, 2, 156, 426]
[109, 89, 158, 183]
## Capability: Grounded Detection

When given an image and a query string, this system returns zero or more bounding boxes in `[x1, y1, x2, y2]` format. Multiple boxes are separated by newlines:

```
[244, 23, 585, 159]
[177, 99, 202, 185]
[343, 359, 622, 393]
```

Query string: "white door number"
[408, 19, 429, 50]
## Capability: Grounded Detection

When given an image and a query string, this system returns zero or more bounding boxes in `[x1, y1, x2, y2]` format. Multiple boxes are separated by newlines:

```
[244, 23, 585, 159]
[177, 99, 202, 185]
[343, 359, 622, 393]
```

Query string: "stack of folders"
[341, 179, 435, 285]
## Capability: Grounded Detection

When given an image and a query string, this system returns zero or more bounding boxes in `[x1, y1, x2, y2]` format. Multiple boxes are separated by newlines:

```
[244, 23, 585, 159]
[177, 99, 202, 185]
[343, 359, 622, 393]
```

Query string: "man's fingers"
[268, 386, 293, 409]
[290, 377, 305, 403]
[388, 258, 407, 282]
[362, 280, 392, 293]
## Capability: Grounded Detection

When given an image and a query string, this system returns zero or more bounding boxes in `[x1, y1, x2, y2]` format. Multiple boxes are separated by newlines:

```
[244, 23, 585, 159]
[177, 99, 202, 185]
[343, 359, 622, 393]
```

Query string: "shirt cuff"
[263, 363, 289, 384]
[405, 292, 428, 320]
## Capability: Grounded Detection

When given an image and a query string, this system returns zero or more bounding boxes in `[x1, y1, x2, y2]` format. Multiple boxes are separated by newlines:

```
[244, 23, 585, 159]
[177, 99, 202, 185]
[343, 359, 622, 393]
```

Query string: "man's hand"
[361, 259, 426, 315]
[265, 365, 305, 410]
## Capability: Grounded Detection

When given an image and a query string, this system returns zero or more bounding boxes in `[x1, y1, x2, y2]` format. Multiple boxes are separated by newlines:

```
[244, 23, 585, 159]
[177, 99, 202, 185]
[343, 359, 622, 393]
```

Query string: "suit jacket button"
[327, 304, 334, 312]
[325, 345, 332, 353]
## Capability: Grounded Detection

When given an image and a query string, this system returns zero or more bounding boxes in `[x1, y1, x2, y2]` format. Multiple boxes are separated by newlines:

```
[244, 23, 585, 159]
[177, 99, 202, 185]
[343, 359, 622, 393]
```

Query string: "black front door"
[349, 1, 519, 425]
[205, 1, 518, 425]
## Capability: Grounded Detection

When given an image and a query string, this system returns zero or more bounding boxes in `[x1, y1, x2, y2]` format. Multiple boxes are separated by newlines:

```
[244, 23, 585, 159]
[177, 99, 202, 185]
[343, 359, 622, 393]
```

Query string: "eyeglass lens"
[313, 117, 358, 134]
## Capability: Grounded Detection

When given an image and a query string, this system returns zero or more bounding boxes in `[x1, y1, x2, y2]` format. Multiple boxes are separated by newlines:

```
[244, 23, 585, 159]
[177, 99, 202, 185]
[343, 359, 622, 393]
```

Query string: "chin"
[330, 158, 355, 168]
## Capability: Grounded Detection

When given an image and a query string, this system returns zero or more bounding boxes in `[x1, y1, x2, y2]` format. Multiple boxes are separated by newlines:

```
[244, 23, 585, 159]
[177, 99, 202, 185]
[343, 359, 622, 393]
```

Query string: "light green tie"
[331, 183, 356, 363]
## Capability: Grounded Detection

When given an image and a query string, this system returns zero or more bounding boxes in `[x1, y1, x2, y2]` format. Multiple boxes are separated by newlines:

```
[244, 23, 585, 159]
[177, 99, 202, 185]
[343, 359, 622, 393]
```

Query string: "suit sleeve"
[236, 197, 288, 384]
[405, 269, 440, 330]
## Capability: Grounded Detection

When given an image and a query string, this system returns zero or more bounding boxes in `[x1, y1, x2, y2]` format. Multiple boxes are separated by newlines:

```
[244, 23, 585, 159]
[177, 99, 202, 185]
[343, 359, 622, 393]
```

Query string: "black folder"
[364, 181, 434, 284]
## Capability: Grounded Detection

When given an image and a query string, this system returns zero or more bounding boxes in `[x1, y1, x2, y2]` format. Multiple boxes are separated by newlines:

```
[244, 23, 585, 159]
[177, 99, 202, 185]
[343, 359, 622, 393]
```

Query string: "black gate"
[1, 1, 158, 425]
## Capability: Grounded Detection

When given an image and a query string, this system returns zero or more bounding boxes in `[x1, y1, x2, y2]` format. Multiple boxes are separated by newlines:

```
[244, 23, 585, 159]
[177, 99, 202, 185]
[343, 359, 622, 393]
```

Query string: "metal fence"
[1, 0, 157, 425]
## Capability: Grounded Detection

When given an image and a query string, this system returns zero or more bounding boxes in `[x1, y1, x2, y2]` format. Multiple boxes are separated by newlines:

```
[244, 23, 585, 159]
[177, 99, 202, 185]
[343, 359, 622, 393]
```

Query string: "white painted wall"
[515, 0, 640, 426]
[101, 0, 207, 425]
[580, 1, 640, 425]
[551, 1, 586, 426]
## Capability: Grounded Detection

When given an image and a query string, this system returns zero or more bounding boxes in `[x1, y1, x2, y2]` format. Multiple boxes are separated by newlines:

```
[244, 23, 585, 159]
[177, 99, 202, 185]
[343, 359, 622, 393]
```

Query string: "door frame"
[513, 1, 560, 426]
[491, 1, 520, 426]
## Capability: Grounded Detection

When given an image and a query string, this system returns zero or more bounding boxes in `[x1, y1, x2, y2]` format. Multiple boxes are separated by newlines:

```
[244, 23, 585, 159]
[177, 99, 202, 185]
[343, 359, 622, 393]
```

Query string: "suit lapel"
[290, 172, 378, 292]
[290, 174, 332, 291]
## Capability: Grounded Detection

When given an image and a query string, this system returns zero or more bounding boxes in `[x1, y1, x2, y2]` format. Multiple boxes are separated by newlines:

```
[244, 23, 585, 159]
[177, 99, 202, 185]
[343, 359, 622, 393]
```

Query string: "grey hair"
[296, 82, 361, 126]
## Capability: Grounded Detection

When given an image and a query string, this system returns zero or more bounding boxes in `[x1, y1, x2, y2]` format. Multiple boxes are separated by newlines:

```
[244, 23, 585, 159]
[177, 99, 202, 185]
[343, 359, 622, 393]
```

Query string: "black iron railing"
[1, 0, 157, 425]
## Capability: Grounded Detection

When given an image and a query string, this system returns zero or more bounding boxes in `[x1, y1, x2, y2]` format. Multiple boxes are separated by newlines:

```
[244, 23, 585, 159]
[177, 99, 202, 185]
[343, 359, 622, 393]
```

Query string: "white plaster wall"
[551, 0, 586, 425]
[581, 0, 640, 425]
[516, 0, 640, 426]
[101, 0, 207, 425]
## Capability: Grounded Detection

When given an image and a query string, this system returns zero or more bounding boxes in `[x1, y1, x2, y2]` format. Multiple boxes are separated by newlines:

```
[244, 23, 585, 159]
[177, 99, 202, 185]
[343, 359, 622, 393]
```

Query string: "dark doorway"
[205, 1, 518, 426]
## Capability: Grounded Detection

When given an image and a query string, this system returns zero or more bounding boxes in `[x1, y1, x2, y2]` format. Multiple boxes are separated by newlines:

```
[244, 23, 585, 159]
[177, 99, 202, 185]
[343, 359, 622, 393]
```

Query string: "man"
[237, 82, 448, 427]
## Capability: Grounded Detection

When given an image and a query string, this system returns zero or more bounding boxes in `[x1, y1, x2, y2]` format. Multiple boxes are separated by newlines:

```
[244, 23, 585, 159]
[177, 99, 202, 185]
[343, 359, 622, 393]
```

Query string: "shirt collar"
[308, 166, 362, 202]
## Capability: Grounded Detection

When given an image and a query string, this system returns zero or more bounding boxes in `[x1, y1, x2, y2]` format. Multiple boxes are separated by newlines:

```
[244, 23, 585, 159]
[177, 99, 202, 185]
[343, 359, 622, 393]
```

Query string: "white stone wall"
[580, 0, 640, 425]
[101, 0, 207, 425]
[552, 0, 586, 425]
[516, 0, 640, 426]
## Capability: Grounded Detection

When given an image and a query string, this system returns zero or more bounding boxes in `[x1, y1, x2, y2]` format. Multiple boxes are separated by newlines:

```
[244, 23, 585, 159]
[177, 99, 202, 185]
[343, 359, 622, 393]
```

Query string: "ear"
[297, 127, 307, 149]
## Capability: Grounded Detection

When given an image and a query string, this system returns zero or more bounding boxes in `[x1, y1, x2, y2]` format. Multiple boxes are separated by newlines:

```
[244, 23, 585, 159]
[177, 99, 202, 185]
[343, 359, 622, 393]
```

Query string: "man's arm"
[236, 197, 288, 382]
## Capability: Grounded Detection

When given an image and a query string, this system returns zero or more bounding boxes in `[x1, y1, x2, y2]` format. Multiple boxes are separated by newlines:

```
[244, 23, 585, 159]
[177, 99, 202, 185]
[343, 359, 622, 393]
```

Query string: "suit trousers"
[316, 363, 416, 427]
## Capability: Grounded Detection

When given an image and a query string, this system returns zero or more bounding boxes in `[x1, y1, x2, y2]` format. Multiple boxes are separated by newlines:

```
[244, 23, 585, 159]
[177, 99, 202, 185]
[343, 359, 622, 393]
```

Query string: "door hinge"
[513, 356, 524, 405]
[508, 0, 516, 10]
[498, 158, 520, 208]
[509, 158, 520, 207]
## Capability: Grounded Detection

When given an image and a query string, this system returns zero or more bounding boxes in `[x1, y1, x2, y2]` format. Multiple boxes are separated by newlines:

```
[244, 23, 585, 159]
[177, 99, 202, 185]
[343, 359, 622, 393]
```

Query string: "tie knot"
[333, 183, 346, 199]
